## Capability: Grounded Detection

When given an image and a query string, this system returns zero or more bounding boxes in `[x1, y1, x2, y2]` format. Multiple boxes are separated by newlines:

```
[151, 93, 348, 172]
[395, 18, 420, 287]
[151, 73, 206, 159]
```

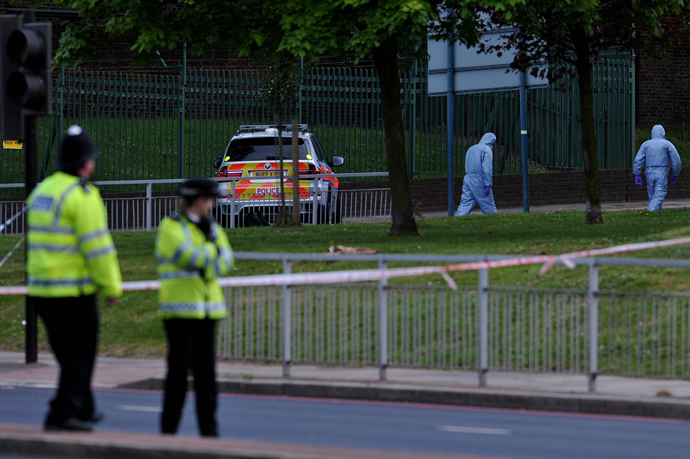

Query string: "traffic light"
[0, 14, 52, 141]
[7, 22, 52, 116]
[0, 15, 23, 140]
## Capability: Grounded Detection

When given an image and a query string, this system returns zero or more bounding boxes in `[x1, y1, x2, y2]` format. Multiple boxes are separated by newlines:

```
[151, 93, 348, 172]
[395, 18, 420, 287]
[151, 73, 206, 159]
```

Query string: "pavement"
[422, 197, 690, 218]
[4, 196, 690, 459]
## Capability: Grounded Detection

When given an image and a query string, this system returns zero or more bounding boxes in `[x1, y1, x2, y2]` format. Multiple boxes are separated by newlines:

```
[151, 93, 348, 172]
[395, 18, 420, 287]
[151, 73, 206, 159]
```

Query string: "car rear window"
[226, 137, 309, 162]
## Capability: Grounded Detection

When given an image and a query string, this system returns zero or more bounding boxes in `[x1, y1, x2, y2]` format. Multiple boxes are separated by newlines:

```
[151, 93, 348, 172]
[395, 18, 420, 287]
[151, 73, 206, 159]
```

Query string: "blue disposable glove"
[635, 175, 643, 186]
[671, 175, 678, 185]
[484, 186, 491, 196]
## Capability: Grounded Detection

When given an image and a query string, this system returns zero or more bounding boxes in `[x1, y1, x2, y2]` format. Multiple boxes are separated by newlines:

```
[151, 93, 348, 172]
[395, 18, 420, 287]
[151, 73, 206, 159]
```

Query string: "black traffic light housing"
[0, 15, 23, 140]
[0, 14, 52, 141]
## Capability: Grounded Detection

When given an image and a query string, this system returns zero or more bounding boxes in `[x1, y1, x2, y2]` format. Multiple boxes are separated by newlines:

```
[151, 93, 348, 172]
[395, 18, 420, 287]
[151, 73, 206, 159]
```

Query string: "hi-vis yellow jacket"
[26, 172, 122, 299]
[155, 212, 233, 320]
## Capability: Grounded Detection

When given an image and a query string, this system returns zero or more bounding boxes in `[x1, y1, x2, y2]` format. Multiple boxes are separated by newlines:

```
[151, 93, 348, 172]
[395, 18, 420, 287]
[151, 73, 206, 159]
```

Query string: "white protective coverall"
[455, 133, 497, 216]
[633, 125, 681, 211]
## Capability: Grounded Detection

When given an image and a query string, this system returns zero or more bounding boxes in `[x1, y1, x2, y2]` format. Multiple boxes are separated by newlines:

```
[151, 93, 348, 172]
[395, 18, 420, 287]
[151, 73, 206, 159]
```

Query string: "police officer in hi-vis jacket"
[27, 125, 122, 432]
[155, 178, 233, 437]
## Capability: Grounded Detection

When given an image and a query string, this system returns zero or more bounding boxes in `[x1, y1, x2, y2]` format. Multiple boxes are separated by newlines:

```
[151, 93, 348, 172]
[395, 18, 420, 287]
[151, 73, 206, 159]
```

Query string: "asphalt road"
[2, 386, 690, 459]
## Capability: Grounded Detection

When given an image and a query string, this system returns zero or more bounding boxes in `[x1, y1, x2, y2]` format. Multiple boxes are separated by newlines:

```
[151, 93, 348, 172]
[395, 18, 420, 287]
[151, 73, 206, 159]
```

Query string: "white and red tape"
[1, 236, 689, 296]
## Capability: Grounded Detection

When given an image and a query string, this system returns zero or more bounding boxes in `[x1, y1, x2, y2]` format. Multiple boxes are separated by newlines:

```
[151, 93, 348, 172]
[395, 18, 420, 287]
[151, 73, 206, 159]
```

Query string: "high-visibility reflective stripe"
[159, 302, 226, 313]
[159, 270, 201, 280]
[172, 243, 191, 263]
[188, 246, 212, 270]
[159, 303, 206, 313]
[206, 302, 226, 312]
[188, 249, 200, 266]
[179, 218, 192, 238]
[52, 183, 81, 227]
[27, 244, 79, 253]
[84, 245, 115, 260]
[79, 229, 109, 244]
[28, 277, 93, 286]
[28, 225, 75, 235]
[219, 248, 232, 261]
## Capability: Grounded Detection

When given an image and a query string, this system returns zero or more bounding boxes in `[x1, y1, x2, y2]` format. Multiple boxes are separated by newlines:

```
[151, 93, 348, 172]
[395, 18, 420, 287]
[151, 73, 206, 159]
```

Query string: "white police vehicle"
[212, 124, 344, 226]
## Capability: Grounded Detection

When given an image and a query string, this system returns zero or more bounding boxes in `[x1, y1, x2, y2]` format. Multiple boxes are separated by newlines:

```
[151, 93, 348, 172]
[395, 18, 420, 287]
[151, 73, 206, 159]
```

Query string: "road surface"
[1, 386, 688, 459]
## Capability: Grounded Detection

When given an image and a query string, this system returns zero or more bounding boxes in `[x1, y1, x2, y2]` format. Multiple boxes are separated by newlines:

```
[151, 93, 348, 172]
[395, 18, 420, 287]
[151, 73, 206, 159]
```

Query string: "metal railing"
[0, 57, 632, 194]
[0, 173, 391, 234]
[218, 252, 690, 391]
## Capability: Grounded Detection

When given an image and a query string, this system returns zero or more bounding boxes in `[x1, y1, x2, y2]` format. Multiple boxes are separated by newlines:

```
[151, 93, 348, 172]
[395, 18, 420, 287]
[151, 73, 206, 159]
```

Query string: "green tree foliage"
[276, 0, 509, 235]
[53, 0, 281, 66]
[52, 0, 503, 236]
[259, 53, 315, 227]
[472, 0, 689, 224]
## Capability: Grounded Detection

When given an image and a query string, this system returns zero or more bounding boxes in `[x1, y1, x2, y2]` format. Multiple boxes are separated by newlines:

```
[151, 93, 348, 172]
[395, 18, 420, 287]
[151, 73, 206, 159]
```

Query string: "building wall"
[637, 35, 690, 126]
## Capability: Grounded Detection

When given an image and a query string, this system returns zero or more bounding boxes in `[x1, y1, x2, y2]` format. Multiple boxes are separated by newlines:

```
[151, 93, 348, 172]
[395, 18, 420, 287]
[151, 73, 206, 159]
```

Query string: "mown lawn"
[1, 209, 689, 357]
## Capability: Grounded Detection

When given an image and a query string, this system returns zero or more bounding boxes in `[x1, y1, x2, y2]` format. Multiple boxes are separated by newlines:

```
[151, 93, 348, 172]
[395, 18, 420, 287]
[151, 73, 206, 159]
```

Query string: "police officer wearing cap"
[27, 125, 122, 432]
[155, 178, 233, 437]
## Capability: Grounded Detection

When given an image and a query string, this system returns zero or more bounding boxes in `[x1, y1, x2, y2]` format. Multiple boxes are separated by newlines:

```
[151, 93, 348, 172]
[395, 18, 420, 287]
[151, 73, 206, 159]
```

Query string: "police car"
[212, 124, 344, 226]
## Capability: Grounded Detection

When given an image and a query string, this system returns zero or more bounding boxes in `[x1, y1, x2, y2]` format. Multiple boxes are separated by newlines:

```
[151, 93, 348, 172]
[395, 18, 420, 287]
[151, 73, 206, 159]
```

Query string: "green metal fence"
[0, 56, 632, 193]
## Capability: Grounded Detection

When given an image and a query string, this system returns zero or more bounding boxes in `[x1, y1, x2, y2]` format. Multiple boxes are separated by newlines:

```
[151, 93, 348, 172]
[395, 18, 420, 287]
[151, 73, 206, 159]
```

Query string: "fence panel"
[0, 178, 392, 234]
[387, 285, 477, 369]
[1, 56, 632, 193]
[216, 282, 690, 382]
[599, 291, 690, 379]
[218, 285, 282, 362]
[0, 201, 25, 235]
[291, 285, 378, 365]
[487, 288, 589, 373]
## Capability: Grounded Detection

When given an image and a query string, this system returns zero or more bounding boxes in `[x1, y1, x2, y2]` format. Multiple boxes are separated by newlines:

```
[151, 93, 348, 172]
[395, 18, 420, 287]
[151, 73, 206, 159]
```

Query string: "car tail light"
[218, 166, 242, 178]
[302, 163, 320, 175]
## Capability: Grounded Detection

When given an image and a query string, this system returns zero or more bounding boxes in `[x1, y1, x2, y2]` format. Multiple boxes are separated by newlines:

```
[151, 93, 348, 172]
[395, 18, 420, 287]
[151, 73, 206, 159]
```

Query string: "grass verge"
[1, 209, 690, 357]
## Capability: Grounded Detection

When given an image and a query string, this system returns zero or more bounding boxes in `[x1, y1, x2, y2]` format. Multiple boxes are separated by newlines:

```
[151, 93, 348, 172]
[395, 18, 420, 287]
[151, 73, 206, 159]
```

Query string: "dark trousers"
[161, 318, 218, 437]
[33, 295, 99, 425]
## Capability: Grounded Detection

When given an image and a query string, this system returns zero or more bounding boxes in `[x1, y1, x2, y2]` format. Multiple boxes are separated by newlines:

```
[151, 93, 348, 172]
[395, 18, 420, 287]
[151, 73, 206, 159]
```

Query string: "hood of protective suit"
[480, 133, 497, 146]
[651, 125, 665, 140]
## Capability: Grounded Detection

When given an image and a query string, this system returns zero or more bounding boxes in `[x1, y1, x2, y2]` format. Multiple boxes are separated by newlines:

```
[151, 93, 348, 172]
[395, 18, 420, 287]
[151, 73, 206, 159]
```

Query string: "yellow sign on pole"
[2, 140, 22, 149]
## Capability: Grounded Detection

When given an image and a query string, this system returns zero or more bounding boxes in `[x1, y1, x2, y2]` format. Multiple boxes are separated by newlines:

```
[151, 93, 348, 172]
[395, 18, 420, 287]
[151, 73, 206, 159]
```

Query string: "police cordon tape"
[1, 236, 690, 296]
[0, 208, 26, 234]
[0, 236, 25, 270]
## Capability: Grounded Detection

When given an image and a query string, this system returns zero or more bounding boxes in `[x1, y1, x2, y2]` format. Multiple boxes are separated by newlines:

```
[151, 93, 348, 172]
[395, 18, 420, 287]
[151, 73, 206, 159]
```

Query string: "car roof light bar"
[237, 124, 309, 134]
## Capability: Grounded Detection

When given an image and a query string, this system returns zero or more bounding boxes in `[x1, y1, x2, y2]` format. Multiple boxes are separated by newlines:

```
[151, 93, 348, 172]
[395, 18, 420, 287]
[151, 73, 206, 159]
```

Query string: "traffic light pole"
[24, 115, 38, 364]
[0, 9, 53, 365]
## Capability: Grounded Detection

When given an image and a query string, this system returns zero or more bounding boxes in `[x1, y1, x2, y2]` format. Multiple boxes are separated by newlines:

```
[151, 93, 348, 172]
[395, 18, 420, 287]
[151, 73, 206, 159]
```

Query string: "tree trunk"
[372, 36, 418, 236]
[573, 29, 603, 224]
